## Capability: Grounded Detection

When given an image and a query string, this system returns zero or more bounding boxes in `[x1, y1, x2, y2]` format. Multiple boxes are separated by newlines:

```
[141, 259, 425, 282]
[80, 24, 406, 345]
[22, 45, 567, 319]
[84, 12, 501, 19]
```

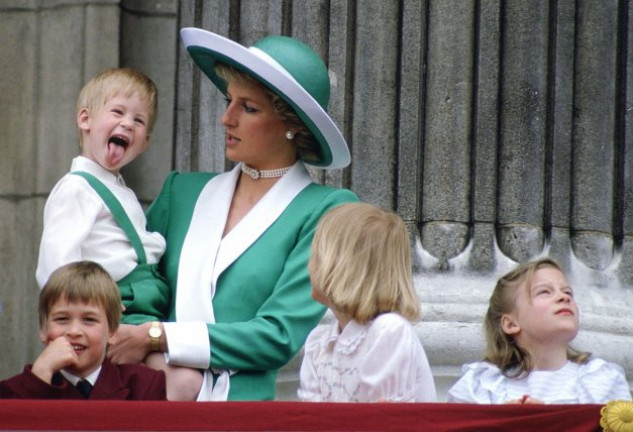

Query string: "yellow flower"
[601, 400, 633, 432]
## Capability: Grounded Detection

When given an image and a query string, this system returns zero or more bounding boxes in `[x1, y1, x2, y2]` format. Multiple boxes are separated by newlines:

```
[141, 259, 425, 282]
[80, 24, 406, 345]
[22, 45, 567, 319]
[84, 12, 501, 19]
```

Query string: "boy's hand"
[31, 337, 79, 384]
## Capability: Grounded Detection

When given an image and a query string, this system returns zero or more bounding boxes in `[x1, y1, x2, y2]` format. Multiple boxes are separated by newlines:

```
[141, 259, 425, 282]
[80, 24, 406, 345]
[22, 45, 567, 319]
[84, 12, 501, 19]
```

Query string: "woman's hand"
[108, 323, 151, 364]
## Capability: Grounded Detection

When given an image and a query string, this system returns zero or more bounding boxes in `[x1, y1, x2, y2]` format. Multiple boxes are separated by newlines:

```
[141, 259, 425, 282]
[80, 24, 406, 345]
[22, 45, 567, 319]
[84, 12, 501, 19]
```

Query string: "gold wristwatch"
[149, 321, 162, 351]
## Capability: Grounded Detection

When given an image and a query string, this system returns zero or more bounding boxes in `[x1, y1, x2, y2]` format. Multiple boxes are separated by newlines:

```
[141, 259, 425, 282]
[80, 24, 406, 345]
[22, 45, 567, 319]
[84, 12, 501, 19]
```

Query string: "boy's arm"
[36, 177, 101, 287]
[31, 337, 79, 384]
[0, 366, 67, 399]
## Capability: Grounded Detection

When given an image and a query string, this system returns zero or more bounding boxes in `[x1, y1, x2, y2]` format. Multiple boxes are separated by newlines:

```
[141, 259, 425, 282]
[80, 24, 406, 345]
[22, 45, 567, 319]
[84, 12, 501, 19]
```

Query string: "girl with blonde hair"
[298, 202, 436, 402]
[448, 257, 631, 404]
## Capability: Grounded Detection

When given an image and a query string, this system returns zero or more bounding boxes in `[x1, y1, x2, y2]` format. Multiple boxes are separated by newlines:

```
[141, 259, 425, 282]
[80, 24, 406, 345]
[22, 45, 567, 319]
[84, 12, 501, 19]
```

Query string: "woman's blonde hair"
[39, 261, 123, 332]
[77, 67, 158, 134]
[483, 257, 590, 378]
[214, 63, 321, 164]
[310, 202, 420, 324]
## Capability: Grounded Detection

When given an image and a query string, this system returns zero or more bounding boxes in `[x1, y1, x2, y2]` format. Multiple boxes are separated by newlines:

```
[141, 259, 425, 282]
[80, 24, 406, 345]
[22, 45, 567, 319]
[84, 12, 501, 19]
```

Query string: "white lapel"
[175, 162, 312, 323]
[175, 167, 237, 322]
[213, 162, 312, 281]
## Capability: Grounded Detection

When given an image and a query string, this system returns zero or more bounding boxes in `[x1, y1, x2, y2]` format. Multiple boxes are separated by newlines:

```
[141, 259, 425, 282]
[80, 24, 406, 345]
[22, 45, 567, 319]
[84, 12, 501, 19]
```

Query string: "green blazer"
[146, 165, 358, 400]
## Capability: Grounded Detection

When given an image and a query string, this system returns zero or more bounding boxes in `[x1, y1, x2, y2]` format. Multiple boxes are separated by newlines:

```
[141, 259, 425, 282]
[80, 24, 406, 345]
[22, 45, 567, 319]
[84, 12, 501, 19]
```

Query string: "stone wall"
[0, 0, 631, 401]
[0, 0, 177, 384]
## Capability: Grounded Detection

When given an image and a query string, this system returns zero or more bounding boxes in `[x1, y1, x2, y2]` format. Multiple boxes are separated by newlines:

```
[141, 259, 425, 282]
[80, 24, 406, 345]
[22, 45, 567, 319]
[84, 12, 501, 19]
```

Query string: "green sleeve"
[207, 187, 359, 371]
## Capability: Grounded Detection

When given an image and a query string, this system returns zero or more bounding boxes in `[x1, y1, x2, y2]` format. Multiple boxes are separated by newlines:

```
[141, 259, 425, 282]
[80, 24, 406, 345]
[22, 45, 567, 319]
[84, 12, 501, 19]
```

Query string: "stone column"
[0, 0, 120, 378]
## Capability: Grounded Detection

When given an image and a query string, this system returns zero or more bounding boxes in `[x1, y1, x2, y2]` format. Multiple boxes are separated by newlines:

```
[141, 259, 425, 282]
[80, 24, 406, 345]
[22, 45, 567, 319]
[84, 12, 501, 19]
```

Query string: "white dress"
[448, 358, 632, 404]
[298, 312, 437, 402]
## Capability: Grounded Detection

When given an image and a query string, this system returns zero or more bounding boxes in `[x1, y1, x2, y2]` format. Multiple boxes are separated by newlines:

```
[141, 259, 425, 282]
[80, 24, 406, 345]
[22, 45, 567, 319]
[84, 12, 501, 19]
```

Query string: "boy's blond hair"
[310, 202, 421, 324]
[484, 257, 590, 378]
[39, 261, 123, 331]
[77, 68, 158, 139]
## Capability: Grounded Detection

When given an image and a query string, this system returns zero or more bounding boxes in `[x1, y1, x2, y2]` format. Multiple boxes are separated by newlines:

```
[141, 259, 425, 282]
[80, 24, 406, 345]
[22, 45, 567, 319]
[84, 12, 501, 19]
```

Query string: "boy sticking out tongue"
[78, 91, 150, 173]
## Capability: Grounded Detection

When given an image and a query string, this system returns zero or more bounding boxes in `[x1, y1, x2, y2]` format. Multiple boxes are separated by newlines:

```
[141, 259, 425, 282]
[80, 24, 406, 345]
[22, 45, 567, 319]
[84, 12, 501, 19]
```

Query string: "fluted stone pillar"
[118, 0, 178, 202]
[172, 0, 633, 400]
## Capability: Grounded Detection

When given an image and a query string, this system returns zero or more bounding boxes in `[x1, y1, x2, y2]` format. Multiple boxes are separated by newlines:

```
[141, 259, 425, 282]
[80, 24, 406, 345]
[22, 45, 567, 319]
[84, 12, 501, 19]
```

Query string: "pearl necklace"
[241, 163, 293, 180]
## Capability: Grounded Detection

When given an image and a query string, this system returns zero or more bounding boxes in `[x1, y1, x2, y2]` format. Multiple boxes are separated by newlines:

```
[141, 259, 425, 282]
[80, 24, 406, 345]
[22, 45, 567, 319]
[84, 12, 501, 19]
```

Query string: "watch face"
[149, 327, 161, 338]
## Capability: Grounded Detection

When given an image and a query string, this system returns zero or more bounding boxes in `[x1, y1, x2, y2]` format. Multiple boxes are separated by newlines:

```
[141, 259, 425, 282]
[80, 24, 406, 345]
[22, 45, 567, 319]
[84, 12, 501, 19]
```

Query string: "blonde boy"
[0, 261, 166, 399]
[36, 67, 168, 324]
[35, 68, 202, 400]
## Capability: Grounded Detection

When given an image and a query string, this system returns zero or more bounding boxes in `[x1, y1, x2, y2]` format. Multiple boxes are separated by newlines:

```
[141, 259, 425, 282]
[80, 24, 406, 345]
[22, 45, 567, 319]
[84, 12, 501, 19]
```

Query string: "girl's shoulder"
[368, 313, 416, 337]
[572, 358, 632, 403]
[576, 357, 627, 377]
[447, 362, 507, 403]
[460, 361, 504, 378]
[373, 312, 410, 326]
[366, 313, 427, 356]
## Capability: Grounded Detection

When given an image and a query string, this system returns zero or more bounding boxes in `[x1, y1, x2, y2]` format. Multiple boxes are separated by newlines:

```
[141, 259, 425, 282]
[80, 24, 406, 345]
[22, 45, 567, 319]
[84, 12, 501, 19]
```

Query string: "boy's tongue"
[107, 139, 126, 166]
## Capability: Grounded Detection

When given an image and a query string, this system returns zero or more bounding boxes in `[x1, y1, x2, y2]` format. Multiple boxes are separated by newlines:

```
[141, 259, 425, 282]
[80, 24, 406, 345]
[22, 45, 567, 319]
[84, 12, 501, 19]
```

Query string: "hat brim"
[180, 27, 350, 169]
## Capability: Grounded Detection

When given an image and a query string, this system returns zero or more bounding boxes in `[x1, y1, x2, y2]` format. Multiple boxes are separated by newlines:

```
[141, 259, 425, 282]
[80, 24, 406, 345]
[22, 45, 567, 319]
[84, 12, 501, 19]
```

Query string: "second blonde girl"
[298, 202, 436, 402]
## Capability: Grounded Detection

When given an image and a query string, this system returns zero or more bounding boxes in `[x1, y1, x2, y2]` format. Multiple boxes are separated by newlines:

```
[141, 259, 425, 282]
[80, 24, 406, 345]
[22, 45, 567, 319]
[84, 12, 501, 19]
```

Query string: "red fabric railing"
[0, 400, 602, 431]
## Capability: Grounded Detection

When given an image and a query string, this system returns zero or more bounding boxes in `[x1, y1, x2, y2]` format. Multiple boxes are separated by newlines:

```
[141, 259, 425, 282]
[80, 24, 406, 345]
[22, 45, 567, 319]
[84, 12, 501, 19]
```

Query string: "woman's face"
[221, 80, 297, 169]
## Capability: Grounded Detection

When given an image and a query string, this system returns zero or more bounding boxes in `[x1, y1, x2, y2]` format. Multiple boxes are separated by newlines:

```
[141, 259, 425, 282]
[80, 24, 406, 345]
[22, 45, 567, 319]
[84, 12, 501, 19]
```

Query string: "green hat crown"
[253, 35, 330, 110]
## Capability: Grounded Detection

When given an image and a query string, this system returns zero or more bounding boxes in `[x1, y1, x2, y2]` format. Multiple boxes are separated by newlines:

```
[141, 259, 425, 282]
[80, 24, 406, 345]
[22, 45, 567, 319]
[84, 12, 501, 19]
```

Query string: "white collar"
[71, 156, 126, 187]
[323, 318, 368, 355]
[60, 366, 102, 386]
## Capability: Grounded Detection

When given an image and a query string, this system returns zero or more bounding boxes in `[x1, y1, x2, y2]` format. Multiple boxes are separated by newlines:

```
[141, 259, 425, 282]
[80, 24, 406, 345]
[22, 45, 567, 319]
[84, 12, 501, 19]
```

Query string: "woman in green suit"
[108, 28, 358, 401]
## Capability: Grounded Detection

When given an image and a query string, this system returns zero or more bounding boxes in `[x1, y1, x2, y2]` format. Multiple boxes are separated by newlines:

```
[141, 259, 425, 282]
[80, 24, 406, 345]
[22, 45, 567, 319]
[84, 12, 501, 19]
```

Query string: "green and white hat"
[180, 27, 351, 169]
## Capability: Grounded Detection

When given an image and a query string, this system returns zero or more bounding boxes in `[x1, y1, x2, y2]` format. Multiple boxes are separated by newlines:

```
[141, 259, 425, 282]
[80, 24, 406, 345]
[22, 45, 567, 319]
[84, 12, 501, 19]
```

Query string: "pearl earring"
[285, 130, 295, 140]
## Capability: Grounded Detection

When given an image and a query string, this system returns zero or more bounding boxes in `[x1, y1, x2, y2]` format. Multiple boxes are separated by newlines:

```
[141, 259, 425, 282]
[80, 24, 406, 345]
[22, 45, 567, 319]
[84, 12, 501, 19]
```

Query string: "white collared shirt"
[298, 312, 437, 402]
[36, 156, 166, 287]
[60, 367, 101, 387]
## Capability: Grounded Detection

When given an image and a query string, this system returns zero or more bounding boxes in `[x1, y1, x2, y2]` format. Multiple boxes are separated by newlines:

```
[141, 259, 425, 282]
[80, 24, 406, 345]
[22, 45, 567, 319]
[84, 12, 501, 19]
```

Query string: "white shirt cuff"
[163, 321, 210, 369]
